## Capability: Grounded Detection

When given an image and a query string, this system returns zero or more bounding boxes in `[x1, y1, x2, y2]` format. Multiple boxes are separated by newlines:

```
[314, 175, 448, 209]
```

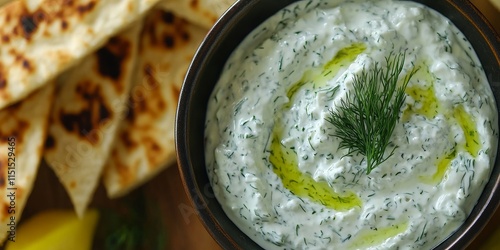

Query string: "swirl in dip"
[204, 0, 498, 249]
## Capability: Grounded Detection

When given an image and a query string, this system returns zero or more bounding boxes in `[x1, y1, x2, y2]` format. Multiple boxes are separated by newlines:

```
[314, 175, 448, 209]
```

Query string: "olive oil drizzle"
[269, 45, 366, 211]
[453, 105, 481, 157]
[286, 43, 366, 106]
[269, 131, 362, 211]
[404, 63, 481, 184]
[349, 222, 408, 249]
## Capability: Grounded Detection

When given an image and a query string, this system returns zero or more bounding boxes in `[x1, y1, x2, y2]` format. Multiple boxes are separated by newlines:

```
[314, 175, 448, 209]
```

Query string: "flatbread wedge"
[43, 22, 142, 217]
[0, 0, 160, 110]
[103, 9, 208, 198]
[0, 82, 55, 245]
[158, 0, 235, 29]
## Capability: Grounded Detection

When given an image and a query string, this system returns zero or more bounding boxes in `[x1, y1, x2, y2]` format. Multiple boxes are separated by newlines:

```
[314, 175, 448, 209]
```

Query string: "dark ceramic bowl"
[176, 0, 500, 249]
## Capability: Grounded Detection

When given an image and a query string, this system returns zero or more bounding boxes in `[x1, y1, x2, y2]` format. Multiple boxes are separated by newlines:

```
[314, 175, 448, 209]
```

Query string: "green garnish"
[93, 190, 166, 250]
[326, 52, 418, 174]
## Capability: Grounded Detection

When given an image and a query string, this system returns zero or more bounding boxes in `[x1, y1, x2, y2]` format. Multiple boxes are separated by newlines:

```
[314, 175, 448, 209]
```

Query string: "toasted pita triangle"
[0, 0, 159, 110]
[0, 83, 55, 245]
[44, 22, 142, 217]
[103, 9, 208, 198]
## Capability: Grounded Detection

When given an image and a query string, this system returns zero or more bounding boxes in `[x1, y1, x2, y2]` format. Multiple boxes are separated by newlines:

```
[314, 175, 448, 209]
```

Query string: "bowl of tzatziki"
[176, 0, 500, 249]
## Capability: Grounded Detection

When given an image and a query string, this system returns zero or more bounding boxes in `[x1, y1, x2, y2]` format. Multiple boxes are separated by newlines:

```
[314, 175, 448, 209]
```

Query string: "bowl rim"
[176, 0, 500, 249]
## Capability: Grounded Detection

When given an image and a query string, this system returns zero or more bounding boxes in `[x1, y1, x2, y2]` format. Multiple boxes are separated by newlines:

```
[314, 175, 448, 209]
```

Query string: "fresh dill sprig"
[326, 52, 418, 174]
[93, 190, 166, 250]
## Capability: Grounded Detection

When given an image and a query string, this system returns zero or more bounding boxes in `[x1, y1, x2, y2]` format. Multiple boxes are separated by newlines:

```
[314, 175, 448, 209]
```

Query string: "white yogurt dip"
[204, 0, 499, 249]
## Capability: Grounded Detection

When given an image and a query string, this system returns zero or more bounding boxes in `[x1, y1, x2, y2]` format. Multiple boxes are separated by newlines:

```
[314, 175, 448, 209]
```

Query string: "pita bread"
[0, 0, 159, 110]
[43, 22, 142, 217]
[0, 83, 55, 245]
[102, 9, 208, 198]
[158, 0, 235, 29]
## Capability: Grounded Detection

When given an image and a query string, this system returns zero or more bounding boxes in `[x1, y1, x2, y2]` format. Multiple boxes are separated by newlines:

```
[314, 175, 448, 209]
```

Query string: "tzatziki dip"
[204, 0, 498, 249]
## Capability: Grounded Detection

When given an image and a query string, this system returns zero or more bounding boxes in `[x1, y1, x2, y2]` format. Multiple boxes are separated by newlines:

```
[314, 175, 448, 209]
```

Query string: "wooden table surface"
[18, 1, 500, 250]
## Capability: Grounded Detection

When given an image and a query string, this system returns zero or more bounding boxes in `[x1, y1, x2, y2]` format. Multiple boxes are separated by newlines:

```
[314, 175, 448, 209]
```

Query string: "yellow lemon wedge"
[5, 209, 99, 250]
[491, 0, 500, 11]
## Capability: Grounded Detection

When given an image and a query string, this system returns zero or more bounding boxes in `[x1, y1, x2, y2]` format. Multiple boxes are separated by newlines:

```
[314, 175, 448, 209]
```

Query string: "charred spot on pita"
[96, 36, 131, 81]
[156, 98, 166, 112]
[96, 47, 121, 80]
[98, 102, 111, 125]
[163, 34, 174, 48]
[0, 123, 25, 147]
[61, 20, 69, 30]
[16, 120, 30, 142]
[0, 78, 6, 89]
[143, 64, 160, 90]
[33, 10, 47, 22]
[77, 1, 96, 15]
[161, 11, 175, 24]
[2, 204, 10, 218]
[60, 111, 91, 135]
[190, 0, 199, 8]
[171, 85, 180, 101]
[151, 141, 161, 152]
[5, 11, 11, 23]
[134, 93, 148, 114]
[60, 84, 112, 142]
[181, 31, 190, 41]
[22, 59, 33, 71]
[20, 15, 37, 38]
[144, 63, 155, 76]
[120, 131, 137, 149]
[125, 101, 135, 122]
[64, 0, 75, 7]
[144, 21, 158, 46]
[45, 134, 56, 149]
[144, 138, 163, 166]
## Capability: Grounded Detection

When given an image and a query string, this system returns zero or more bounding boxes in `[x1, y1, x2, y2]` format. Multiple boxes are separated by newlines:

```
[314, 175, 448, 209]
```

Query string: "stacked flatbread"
[0, 0, 235, 245]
